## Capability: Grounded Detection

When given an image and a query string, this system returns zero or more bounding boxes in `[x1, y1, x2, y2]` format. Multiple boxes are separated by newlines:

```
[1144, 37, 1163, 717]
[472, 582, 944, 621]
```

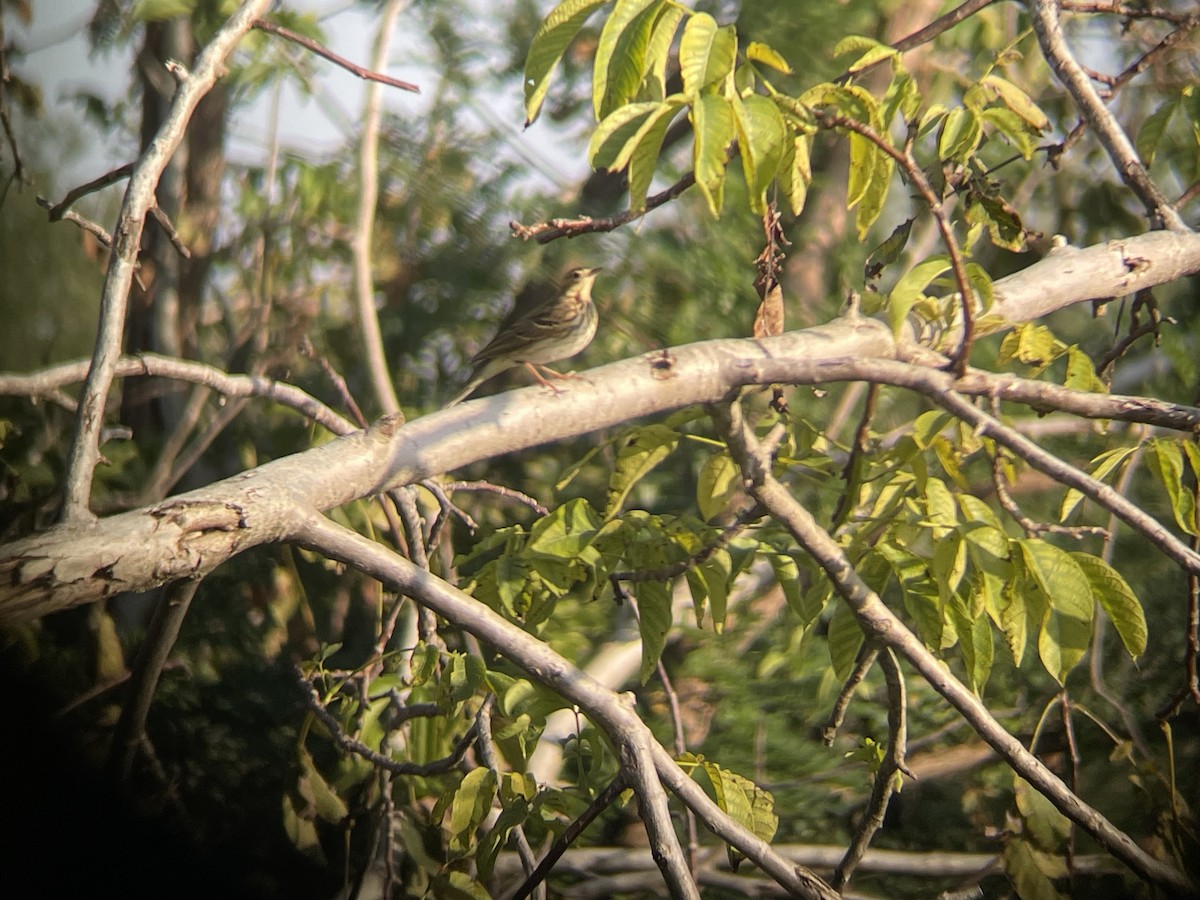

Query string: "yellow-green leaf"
[524, 0, 608, 125]
[593, 0, 663, 120]
[1071, 552, 1147, 659]
[680, 13, 737, 97]
[746, 40, 792, 74]
[732, 93, 788, 213]
[692, 93, 735, 215]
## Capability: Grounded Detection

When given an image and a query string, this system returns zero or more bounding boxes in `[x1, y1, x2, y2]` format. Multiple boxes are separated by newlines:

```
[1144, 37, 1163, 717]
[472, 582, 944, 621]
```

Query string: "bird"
[446, 266, 602, 406]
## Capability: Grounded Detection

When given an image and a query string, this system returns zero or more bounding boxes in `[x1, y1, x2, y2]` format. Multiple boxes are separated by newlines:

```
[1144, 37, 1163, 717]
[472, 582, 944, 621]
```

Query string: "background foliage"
[1, 0, 1199, 897]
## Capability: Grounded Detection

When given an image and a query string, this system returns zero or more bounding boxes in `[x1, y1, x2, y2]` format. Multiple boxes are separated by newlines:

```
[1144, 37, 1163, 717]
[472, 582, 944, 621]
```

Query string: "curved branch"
[1028, 0, 1189, 232]
[0, 352, 353, 435]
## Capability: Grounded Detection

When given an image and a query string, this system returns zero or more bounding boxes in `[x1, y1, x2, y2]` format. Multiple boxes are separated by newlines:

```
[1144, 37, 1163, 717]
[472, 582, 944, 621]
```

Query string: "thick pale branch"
[714, 401, 1194, 896]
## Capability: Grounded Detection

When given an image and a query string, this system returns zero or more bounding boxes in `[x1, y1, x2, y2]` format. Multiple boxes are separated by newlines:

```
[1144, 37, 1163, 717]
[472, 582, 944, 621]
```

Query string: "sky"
[9, 1, 448, 188]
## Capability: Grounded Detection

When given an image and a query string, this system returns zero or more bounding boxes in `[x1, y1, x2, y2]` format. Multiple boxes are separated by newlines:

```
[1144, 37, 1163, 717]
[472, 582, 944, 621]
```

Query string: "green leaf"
[980, 74, 1049, 131]
[777, 133, 812, 216]
[996, 323, 1067, 373]
[833, 34, 898, 74]
[887, 255, 951, 335]
[590, 101, 663, 170]
[1003, 836, 1069, 900]
[606, 423, 679, 517]
[524, 0, 609, 125]
[856, 134, 894, 239]
[746, 41, 792, 74]
[1019, 539, 1093, 683]
[691, 93, 736, 215]
[447, 767, 499, 854]
[529, 498, 603, 556]
[448, 652, 488, 703]
[1071, 553, 1147, 659]
[1015, 777, 1072, 852]
[593, 0, 663, 120]
[699, 549, 733, 632]
[298, 748, 349, 823]
[697, 450, 741, 521]
[1059, 446, 1138, 522]
[637, 579, 672, 682]
[980, 106, 1037, 159]
[694, 761, 778, 845]
[952, 591, 994, 693]
[131, 0, 199, 21]
[1064, 346, 1106, 394]
[938, 107, 982, 163]
[642, 4, 685, 100]
[680, 13, 737, 98]
[1148, 438, 1199, 536]
[865, 217, 913, 279]
[732, 93, 788, 214]
[827, 600, 864, 678]
[628, 100, 683, 210]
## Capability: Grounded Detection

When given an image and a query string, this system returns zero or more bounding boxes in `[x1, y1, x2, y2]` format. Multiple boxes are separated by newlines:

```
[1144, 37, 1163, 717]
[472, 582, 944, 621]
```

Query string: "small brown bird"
[446, 266, 602, 406]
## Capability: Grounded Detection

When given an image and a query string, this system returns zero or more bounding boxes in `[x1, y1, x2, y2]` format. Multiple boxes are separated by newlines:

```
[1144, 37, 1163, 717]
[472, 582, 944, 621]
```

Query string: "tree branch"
[290, 512, 832, 898]
[1028, 0, 1189, 232]
[59, 0, 275, 523]
[713, 400, 1194, 896]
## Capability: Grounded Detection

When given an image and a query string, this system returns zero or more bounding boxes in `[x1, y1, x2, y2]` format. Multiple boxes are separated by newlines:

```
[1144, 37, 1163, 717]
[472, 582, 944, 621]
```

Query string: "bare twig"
[299, 671, 478, 776]
[351, 0, 406, 417]
[510, 172, 696, 244]
[815, 111, 976, 372]
[42, 163, 135, 220]
[508, 775, 627, 900]
[292, 513, 837, 898]
[475, 698, 545, 900]
[0, 352, 352, 435]
[147, 204, 192, 258]
[251, 17, 419, 93]
[989, 420, 1110, 541]
[833, 647, 911, 890]
[1028, 0, 1189, 232]
[443, 481, 550, 516]
[822, 645, 881, 746]
[106, 578, 201, 782]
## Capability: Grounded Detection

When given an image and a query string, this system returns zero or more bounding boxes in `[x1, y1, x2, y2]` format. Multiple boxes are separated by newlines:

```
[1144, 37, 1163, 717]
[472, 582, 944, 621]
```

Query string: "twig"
[251, 17, 419, 93]
[0, 351, 353, 435]
[1060, 691, 1081, 883]
[654, 658, 700, 873]
[292, 513, 835, 898]
[1028, 0, 1189, 232]
[42, 162, 135, 220]
[815, 111, 976, 372]
[1058, 1, 1197, 26]
[507, 775, 627, 900]
[350, 0, 405, 417]
[443, 481, 550, 516]
[299, 671, 478, 776]
[107, 578, 202, 781]
[610, 503, 763, 594]
[147, 204, 192, 258]
[510, 172, 696, 245]
[60, 0, 275, 523]
[988, 414, 1110, 541]
[833, 647, 912, 890]
[822, 645, 881, 746]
